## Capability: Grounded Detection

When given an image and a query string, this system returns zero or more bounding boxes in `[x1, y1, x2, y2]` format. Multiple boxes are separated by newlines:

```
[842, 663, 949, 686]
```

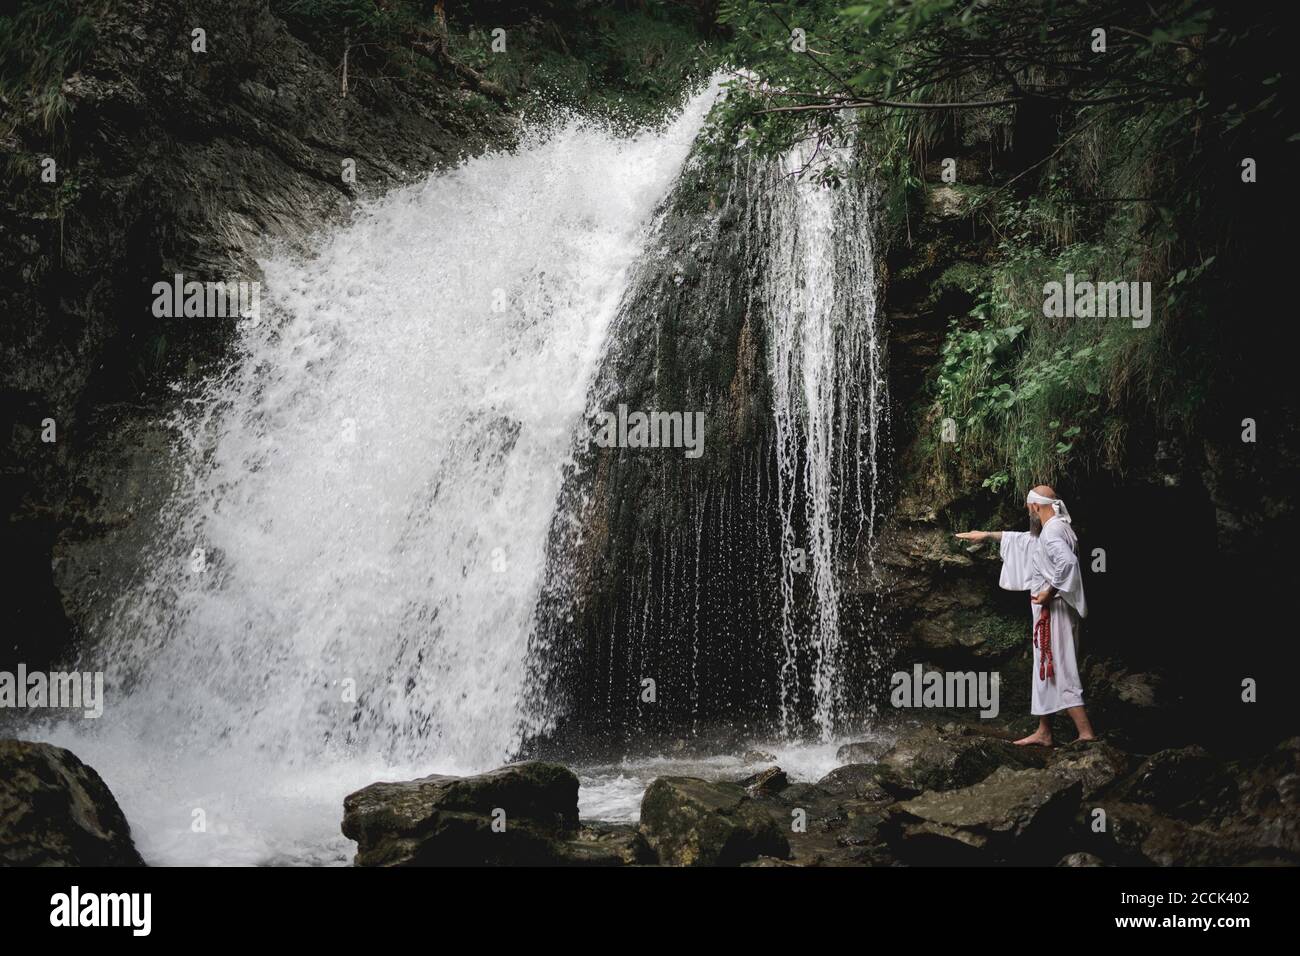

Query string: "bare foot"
[1013, 732, 1052, 747]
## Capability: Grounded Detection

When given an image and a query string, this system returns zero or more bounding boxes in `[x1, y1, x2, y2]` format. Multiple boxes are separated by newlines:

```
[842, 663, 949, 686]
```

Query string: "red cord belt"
[1034, 605, 1055, 682]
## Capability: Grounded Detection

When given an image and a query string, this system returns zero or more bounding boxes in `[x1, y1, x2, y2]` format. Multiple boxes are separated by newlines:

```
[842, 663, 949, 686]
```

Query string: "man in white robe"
[956, 485, 1097, 745]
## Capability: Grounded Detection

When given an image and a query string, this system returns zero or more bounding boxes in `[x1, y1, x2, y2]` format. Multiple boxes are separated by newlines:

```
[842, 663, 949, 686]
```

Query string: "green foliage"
[274, 0, 403, 36]
[713, 1, 1282, 503]
[0, 0, 99, 136]
[467, 5, 716, 125]
[272, 0, 713, 125]
[271, 0, 428, 72]
[925, 90, 1225, 494]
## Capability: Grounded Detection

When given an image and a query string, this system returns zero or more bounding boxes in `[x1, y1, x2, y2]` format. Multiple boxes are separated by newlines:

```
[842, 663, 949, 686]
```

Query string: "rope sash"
[1034, 605, 1055, 682]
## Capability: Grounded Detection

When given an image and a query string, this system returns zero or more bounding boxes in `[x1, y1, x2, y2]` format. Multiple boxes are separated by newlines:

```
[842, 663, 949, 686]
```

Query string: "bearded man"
[956, 485, 1096, 745]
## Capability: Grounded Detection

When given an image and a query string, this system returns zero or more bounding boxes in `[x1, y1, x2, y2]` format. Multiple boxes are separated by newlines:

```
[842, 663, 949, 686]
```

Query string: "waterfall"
[764, 143, 884, 741]
[28, 75, 894, 860]
[42, 81, 721, 865]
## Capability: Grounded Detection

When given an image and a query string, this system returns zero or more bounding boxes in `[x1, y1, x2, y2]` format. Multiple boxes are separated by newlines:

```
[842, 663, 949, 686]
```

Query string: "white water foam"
[39, 81, 721, 865]
[575, 734, 888, 823]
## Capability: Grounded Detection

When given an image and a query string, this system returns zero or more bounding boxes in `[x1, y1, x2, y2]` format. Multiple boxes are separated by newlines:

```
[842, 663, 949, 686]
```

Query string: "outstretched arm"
[965, 529, 1034, 592]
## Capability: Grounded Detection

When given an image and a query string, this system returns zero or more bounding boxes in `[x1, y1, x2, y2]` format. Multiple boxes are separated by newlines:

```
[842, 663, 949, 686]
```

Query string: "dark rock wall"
[522, 148, 785, 751]
[524, 145, 890, 753]
[865, 139, 1300, 756]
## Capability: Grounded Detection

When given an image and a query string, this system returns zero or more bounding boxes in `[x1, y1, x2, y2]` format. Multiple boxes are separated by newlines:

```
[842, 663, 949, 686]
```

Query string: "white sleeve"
[1043, 530, 1087, 617]
[998, 531, 1033, 592]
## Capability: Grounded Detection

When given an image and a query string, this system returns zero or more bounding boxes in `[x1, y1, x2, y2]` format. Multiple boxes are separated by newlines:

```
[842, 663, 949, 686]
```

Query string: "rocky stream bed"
[5, 715, 1297, 867]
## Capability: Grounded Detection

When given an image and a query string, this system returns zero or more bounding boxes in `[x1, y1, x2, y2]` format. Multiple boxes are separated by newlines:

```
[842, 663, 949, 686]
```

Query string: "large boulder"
[553, 823, 655, 866]
[0, 739, 144, 866]
[639, 777, 791, 866]
[1047, 740, 1133, 798]
[1082, 659, 1182, 752]
[832, 803, 890, 851]
[738, 766, 789, 797]
[880, 725, 1048, 792]
[1096, 737, 1300, 865]
[835, 739, 893, 763]
[1111, 745, 1237, 823]
[1099, 802, 1279, 866]
[1233, 736, 1300, 856]
[816, 763, 914, 802]
[341, 761, 580, 866]
[885, 766, 1082, 864]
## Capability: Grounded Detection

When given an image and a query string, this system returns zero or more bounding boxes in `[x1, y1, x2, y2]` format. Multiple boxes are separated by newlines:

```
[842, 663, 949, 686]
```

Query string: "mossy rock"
[639, 776, 790, 866]
[0, 739, 145, 867]
[341, 761, 580, 866]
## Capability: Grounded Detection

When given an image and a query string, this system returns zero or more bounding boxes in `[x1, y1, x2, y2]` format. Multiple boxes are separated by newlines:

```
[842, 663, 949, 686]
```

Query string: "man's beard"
[1029, 512, 1043, 536]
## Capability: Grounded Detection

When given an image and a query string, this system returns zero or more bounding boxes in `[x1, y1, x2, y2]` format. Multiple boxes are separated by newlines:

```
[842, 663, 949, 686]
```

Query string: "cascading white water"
[40, 81, 721, 865]
[765, 142, 883, 741]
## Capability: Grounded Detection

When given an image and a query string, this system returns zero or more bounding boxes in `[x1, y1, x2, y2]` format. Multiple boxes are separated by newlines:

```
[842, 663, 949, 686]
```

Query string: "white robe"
[999, 518, 1087, 715]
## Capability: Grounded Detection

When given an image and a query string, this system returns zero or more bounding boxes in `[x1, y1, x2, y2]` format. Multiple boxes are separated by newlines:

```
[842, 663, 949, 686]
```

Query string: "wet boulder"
[554, 823, 655, 866]
[1111, 745, 1237, 823]
[738, 766, 789, 796]
[880, 725, 1048, 792]
[884, 766, 1082, 864]
[342, 761, 580, 866]
[639, 776, 790, 866]
[1098, 738, 1300, 865]
[833, 804, 889, 849]
[0, 739, 145, 866]
[1047, 740, 1133, 798]
[1233, 737, 1300, 855]
[1099, 802, 1271, 866]
[816, 763, 914, 802]
[835, 738, 892, 763]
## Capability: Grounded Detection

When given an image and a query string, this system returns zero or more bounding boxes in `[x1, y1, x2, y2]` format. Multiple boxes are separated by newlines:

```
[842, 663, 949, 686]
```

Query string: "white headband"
[1026, 490, 1072, 523]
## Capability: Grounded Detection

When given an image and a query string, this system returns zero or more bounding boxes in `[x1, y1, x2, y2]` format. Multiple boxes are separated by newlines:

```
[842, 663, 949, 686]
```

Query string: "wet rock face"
[341, 761, 581, 866]
[639, 776, 790, 866]
[526, 141, 888, 747]
[524, 148, 789, 746]
[0, 739, 145, 866]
